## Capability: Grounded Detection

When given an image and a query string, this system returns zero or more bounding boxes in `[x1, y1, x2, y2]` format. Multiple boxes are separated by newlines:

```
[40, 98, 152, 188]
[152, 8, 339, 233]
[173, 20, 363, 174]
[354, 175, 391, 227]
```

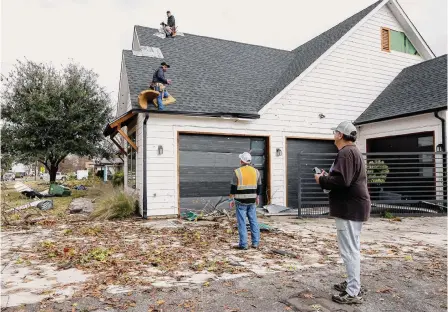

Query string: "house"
[104, 0, 442, 218]
[355, 55, 447, 154]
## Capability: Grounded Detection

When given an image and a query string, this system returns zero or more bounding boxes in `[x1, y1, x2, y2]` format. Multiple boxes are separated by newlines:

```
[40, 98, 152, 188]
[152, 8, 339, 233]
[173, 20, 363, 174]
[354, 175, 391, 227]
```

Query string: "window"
[127, 132, 136, 189]
[381, 28, 419, 56]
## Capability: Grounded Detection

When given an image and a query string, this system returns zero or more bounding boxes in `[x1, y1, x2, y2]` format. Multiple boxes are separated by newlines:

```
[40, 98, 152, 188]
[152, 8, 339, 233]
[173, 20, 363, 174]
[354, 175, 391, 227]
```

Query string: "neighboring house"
[355, 54, 447, 154]
[104, 0, 439, 217]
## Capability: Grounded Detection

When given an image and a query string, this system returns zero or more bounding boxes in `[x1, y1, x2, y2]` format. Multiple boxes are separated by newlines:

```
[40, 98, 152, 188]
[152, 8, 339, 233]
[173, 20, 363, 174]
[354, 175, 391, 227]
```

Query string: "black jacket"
[167, 15, 175, 28]
[318, 145, 371, 222]
[152, 67, 168, 84]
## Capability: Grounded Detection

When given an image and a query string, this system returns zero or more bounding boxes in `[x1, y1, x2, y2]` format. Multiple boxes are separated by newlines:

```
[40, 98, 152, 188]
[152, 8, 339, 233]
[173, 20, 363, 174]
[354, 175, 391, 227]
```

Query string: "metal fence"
[297, 152, 447, 217]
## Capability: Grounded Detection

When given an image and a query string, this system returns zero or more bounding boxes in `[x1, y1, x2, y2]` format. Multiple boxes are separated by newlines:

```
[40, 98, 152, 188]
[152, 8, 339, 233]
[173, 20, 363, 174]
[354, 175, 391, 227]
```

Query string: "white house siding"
[116, 59, 132, 117]
[357, 113, 445, 153]
[272, 5, 424, 133]
[137, 4, 429, 216]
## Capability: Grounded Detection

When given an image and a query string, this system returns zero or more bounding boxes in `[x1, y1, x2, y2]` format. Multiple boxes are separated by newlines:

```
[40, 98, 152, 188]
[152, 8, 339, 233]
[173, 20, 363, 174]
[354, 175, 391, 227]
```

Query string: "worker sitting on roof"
[160, 10, 176, 37]
[150, 62, 172, 111]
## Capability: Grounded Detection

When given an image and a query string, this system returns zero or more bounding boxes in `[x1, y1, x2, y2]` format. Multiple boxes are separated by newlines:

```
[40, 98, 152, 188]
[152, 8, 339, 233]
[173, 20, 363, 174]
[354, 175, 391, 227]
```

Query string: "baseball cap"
[332, 121, 357, 136]
[239, 152, 252, 164]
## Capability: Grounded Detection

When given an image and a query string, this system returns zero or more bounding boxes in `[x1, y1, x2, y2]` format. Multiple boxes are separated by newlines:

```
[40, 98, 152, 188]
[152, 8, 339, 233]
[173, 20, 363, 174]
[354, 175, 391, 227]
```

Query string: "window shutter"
[381, 27, 390, 52]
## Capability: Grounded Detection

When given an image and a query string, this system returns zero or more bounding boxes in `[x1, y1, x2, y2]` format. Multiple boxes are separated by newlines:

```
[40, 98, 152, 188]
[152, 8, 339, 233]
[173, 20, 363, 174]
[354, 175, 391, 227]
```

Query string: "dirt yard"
[1, 211, 446, 312]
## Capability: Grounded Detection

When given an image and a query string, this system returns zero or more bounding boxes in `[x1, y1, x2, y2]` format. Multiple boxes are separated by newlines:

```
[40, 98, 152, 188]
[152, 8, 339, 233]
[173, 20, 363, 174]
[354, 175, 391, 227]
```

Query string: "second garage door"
[287, 138, 337, 208]
[179, 134, 268, 211]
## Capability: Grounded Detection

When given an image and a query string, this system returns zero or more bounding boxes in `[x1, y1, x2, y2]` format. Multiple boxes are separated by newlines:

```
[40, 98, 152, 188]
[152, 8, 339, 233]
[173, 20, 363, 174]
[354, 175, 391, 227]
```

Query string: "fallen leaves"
[300, 292, 315, 299]
[376, 287, 393, 293]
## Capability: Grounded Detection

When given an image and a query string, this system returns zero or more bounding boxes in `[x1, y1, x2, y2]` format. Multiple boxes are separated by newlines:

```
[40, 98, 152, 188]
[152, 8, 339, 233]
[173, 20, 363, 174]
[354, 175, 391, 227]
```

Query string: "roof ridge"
[134, 25, 291, 53]
[292, 0, 383, 53]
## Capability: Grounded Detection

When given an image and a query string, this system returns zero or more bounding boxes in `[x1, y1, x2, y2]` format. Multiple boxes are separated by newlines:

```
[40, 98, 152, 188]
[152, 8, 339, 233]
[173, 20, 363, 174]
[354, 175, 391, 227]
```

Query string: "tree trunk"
[49, 165, 58, 183]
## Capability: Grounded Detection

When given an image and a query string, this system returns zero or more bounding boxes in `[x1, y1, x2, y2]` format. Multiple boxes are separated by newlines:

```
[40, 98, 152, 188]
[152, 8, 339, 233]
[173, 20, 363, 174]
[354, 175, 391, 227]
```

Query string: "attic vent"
[132, 46, 164, 58]
[381, 27, 390, 52]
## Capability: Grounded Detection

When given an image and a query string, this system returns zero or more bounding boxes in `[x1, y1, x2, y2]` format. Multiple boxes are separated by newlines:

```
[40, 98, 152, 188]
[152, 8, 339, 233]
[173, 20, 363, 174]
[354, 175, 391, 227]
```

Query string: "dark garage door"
[367, 132, 436, 201]
[287, 139, 336, 208]
[179, 134, 268, 211]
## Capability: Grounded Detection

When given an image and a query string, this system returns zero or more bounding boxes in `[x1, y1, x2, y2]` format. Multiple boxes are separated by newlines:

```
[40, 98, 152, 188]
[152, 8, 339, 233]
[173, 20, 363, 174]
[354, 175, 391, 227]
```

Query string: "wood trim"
[178, 130, 268, 138]
[284, 136, 334, 207]
[381, 27, 391, 52]
[110, 111, 136, 128]
[266, 136, 272, 205]
[177, 131, 181, 217]
[118, 126, 138, 152]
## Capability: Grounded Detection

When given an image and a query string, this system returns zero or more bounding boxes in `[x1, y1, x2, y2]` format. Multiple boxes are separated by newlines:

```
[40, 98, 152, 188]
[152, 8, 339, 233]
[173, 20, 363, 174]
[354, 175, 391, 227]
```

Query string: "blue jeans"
[235, 203, 260, 248]
[154, 85, 169, 111]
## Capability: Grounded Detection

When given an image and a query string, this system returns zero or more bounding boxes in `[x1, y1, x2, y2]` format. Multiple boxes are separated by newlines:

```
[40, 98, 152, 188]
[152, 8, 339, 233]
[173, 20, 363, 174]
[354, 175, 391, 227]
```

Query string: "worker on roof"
[150, 62, 172, 111]
[160, 10, 176, 37]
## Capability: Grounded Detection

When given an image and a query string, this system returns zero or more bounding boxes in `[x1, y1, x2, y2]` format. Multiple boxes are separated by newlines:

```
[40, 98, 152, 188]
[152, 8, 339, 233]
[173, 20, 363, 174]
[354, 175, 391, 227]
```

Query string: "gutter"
[142, 113, 149, 219]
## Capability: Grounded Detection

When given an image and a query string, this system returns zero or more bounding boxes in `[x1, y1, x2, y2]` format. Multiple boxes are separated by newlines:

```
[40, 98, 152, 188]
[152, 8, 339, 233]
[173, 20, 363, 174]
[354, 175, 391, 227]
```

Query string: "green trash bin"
[49, 183, 71, 196]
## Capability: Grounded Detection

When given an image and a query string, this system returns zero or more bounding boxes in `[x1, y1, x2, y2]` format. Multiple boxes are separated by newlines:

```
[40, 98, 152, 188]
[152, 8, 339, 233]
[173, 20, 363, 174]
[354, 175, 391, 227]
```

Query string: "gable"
[259, 3, 427, 130]
[355, 55, 447, 125]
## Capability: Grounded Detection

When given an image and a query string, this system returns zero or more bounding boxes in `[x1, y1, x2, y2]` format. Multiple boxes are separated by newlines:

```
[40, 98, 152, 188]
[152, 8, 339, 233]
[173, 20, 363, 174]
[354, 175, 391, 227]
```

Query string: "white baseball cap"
[332, 121, 357, 136]
[239, 152, 252, 164]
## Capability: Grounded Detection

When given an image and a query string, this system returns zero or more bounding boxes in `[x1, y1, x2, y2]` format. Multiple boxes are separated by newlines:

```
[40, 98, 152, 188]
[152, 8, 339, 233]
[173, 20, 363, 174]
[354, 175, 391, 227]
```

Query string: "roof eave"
[355, 106, 447, 126]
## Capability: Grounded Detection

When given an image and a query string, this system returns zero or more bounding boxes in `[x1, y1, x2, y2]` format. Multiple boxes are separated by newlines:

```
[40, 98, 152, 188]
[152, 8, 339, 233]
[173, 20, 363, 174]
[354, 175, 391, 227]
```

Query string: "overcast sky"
[1, 0, 447, 107]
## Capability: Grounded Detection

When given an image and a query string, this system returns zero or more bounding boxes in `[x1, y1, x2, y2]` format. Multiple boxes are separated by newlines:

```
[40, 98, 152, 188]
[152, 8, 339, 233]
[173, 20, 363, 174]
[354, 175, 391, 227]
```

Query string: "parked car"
[39, 172, 67, 181]
[2, 172, 16, 181]
[56, 172, 67, 181]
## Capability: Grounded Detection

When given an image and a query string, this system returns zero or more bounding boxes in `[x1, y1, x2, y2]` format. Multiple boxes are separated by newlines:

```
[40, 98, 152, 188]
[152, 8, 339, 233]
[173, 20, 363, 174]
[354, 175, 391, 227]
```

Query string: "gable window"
[381, 27, 419, 56]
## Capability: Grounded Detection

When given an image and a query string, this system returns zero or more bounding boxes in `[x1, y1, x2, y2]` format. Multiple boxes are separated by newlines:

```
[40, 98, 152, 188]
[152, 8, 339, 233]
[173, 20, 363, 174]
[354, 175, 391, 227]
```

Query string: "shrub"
[90, 190, 136, 220]
[367, 159, 389, 185]
[112, 171, 124, 187]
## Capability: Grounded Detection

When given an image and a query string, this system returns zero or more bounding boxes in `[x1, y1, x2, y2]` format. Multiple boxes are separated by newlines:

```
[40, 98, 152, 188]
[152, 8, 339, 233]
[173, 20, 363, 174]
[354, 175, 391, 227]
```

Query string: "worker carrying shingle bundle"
[160, 10, 176, 37]
[150, 62, 172, 111]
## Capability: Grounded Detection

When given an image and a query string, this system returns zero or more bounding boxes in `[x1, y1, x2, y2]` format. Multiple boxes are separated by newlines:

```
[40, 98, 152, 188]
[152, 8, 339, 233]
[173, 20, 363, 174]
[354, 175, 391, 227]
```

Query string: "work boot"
[232, 245, 248, 250]
[333, 281, 367, 295]
[332, 291, 363, 304]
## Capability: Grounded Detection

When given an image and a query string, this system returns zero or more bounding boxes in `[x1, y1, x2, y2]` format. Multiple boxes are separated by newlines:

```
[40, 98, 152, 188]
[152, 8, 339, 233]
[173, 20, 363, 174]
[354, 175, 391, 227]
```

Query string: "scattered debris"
[69, 198, 94, 214]
[272, 249, 299, 258]
[263, 204, 290, 214]
[376, 287, 393, 293]
[73, 185, 87, 191]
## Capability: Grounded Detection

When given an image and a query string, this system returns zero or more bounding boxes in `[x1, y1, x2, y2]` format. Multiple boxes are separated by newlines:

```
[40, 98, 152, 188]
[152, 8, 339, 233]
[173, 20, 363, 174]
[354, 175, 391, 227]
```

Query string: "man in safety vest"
[229, 152, 261, 250]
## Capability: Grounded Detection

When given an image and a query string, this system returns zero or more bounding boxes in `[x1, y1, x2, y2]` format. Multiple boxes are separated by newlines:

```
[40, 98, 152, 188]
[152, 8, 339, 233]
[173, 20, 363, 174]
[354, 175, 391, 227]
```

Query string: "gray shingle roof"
[355, 54, 447, 125]
[124, 0, 382, 115]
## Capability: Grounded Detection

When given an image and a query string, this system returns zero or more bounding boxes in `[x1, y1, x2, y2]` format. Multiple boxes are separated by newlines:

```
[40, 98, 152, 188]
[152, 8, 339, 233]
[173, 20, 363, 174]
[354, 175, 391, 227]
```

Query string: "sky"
[1, 0, 447, 110]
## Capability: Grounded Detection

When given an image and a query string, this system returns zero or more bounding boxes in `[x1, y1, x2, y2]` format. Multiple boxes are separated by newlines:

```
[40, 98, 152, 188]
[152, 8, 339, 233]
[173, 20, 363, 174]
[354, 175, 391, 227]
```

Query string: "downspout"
[434, 110, 447, 202]
[435, 110, 446, 151]
[142, 113, 149, 219]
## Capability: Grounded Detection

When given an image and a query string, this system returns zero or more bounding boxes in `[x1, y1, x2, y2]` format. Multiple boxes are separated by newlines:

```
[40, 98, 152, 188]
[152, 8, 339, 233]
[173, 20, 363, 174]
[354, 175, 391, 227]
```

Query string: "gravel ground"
[2, 216, 447, 312]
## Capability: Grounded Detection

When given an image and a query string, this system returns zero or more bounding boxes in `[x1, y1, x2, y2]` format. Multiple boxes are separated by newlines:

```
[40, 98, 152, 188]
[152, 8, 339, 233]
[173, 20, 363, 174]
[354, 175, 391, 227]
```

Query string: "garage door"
[179, 134, 268, 211]
[287, 139, 336, 208]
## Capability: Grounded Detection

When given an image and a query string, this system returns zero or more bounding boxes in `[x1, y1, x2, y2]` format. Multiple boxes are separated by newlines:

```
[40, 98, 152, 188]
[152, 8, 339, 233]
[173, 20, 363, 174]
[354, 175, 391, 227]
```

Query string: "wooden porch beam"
[117, 126, 138, 152]
[110, 112, 136, 128]
[111, 136, 127, 156]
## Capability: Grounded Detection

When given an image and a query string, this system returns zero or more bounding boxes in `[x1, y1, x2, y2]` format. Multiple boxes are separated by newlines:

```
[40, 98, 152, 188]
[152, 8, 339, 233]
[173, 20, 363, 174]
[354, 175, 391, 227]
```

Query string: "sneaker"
[232, 245, 248, 250]
[332, 291, 363, 304]
[251, 245, 259, 249]
[333, 281, 367, 295]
